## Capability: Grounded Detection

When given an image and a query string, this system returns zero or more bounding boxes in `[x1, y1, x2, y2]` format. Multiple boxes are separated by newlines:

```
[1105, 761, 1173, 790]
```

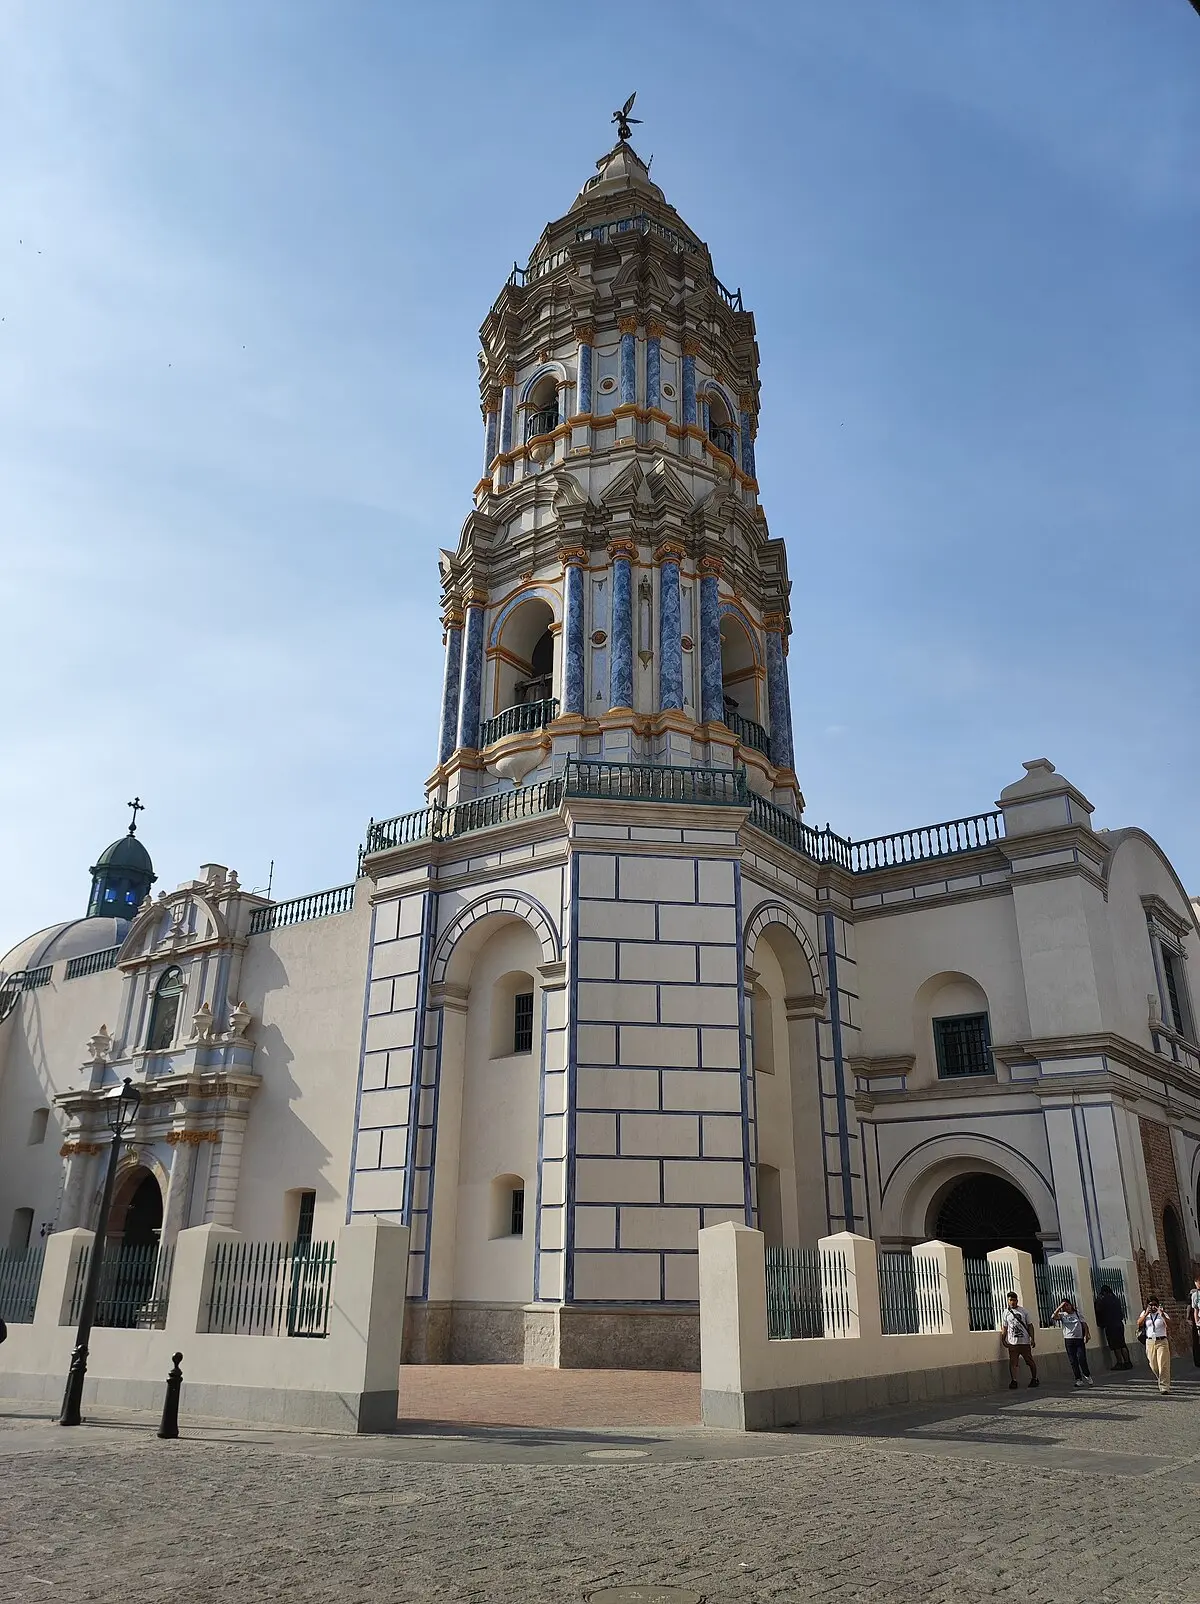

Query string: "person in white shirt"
[1190, 1277, 1200, 1370]
[1051, 1296, 1094, 1387]
[1001, 1291, 1039, 1389]
[1136, 1298, 1172, 1394]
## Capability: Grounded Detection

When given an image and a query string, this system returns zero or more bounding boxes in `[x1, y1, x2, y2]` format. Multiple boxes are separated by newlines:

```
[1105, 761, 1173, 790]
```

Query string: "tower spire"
[126, 796, 145, 836]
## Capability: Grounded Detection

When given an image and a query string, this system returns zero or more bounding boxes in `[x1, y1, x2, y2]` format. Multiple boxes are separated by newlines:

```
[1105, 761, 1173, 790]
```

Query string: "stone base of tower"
[401, 1299, 700, 1371]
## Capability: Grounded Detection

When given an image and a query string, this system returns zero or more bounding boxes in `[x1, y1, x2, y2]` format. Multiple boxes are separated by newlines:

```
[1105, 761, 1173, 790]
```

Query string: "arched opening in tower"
[719, 614, 759, 726]
[494, 597, 556, 718]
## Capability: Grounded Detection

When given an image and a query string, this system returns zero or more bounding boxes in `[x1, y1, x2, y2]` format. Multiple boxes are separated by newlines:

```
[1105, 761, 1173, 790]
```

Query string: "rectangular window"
[1160, 947, 1193, 1040]
[295, 1189, 316, 1247]
[509, 1187, 525, 1237]
[513, 992, 534, 1055]
[933, 1013, 993, 1079]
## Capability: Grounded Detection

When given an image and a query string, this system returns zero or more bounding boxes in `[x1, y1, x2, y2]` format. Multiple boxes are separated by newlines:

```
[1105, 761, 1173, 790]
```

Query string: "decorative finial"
[612, 92, 641, 143]
[127, 796, 145, 835]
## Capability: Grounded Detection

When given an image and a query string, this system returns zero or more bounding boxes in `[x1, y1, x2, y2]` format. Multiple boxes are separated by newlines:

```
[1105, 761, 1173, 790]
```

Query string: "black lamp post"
[58, 1076, 142, 1427]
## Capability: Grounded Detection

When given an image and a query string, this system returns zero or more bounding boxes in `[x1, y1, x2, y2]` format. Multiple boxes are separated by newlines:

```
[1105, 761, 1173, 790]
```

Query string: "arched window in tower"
[524, 375, 559, 445]
[706, 389, 737, 460]
[146, 966, 184, 1051]
[489, 597, 558, 739]
[719, 613, 768, 752]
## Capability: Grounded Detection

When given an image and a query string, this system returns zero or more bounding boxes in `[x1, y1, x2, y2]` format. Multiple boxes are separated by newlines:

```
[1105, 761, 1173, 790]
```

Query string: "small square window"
[513, 992, 534, 1055]
[509, 1187, 525, 1237]
[933, 1013, 993, 1079]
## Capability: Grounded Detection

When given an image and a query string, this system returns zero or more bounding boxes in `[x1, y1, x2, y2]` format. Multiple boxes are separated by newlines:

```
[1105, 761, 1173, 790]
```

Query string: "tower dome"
[87, 800, 156, 918]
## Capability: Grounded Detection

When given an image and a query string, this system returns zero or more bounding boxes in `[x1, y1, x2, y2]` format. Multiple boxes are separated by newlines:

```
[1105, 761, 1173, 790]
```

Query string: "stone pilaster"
[574, 325, 594, 416]
[618, 316, 638, 405]
[656, 544, 685, 712]
[561, 551, 587, 717]
[764, 615, 795, 771]
[698, 558, 724, 725]
[607, 541, 636, 711]
[437, 603, 464, 765]
[455, 597, 486, 751]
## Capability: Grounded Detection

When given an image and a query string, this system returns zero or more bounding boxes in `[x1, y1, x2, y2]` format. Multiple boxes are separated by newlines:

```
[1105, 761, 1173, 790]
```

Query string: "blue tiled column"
[483, 393, 499, 472]
[699, 563, 724, 724]
[765, 617, 795, 771]
[575, 325, 594, 416]
[608, 543, 634, 709]
[455, 600, 486, 751]
[646, 322, 662, 411]
[739, 404, 756, 480]
[499, 374, 515, 456]
[618, 317, 638, 405]
[437, 607, 464, 764]
[682, 339, 700, 427]
[562, 553, 586, 717]
[657, 547, 685, 712]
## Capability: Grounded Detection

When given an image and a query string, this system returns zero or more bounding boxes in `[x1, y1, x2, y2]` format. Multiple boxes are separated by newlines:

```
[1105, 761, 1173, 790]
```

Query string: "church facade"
[2, 138, 1199, 1367]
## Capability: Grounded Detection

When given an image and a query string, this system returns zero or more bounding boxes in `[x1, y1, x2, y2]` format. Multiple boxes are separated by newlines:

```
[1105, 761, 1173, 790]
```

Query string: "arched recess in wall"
[718, 605, 762, 725]
[931, 1173, 1044, 1261]
[1162, 1204, 1189, 1300]
[488, 591, 560, 720]
[883, 1134, 1057, 1254]
[431, 891, 561, 988]
[912, 971, 993, 1084]
[743, 902, 826, 1247]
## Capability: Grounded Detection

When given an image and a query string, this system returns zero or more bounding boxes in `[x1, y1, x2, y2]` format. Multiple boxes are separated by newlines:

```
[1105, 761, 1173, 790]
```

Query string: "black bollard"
[157, 1351, 183, 1439]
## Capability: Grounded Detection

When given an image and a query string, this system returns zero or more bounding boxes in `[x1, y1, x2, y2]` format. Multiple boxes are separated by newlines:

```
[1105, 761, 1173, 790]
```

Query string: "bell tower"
[430, 121, 799, 812]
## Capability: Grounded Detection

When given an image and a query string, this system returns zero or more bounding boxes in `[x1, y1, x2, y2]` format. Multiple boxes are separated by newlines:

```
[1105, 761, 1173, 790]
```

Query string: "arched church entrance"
[109, 1167, 163, 1246]
[930, 1172, 1044, 1262]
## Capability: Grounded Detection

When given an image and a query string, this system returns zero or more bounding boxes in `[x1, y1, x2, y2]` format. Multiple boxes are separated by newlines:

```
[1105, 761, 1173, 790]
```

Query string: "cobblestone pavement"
[2, 1370, 1198, 1604]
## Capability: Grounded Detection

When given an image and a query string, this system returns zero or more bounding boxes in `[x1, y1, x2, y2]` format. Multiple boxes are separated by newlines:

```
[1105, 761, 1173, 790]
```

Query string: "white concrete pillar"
[33, 1227, 91, 1330]
[422, 984, 469, 1304]
[913, 1239, 968, 1335]
[698, 1221, 766, 1397]
[819, 1231, 881, 1341]
[330, 1218, 409, 1431]
[986, 1246, 1036, 1328]
[165, 1223, 239, 1339]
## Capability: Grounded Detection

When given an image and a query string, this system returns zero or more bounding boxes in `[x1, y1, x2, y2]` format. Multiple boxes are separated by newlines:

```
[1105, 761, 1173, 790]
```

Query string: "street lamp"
[58, 1076, 142, 1427]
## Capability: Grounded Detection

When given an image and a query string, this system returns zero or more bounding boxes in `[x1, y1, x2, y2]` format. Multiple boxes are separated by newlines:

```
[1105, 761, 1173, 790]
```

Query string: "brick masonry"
[1137, 1115, 1198, 1353]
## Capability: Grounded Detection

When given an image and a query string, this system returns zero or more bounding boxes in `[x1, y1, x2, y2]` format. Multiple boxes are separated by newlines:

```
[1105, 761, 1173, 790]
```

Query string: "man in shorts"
[1002, 1290, 1039, 1389]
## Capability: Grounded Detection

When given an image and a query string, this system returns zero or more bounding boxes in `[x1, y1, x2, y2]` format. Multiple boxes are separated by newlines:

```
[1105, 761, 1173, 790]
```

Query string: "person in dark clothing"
[1094, 1284, 1132, 1370]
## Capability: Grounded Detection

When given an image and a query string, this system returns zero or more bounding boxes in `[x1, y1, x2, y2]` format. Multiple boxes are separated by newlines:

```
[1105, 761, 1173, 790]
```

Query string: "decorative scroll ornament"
[166, 1128, 220, 1147]
[60, 1140, 104, 1158]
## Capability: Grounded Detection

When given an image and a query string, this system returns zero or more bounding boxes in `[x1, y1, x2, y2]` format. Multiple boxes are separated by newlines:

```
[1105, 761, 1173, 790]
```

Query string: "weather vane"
[612, 92, 641, 143]
[127, 796, 145, 835]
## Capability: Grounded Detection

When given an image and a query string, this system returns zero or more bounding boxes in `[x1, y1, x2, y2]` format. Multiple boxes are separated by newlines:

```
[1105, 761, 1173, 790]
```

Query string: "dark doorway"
[931, 1172, 1044, 1262]
[120, 1172, 163, 1247]
[1162, 1205, 1188, 1301]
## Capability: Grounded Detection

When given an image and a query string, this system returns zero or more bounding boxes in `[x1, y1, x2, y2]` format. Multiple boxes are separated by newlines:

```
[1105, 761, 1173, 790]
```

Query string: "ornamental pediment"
[118, 882, 233, 965]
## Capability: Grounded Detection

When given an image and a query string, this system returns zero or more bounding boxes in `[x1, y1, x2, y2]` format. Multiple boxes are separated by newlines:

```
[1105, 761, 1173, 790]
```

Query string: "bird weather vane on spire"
[127, 796, 145, 835]
[612, 93, 641, 143]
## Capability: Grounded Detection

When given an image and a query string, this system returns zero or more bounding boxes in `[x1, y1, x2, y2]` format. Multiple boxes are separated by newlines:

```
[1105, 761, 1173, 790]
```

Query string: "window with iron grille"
[510, 1187, 525, 1237]
[1160, 946, 1194, 1040]
[933, 1013, 992, 1079]
[295, 1189, 316, 1247]
[513, 992, 534, 1054]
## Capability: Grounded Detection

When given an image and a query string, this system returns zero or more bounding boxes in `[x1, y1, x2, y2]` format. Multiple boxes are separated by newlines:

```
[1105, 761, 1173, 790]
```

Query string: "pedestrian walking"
[1094, 1283, 1132, 1370]
[1136, 1297, 1172, 1395]
[1050, 1296, 1094, 1386]
[1001, 1290, 1039, 1389]
[1190, 1276, 1200, 1369]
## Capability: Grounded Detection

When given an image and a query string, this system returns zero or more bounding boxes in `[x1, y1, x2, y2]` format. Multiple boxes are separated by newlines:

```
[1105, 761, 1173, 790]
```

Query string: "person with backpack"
[1050, 1295, 1094, 1387]
[1001, 1290, 1039, 1389]
[1136, 1297, 1172, 1395]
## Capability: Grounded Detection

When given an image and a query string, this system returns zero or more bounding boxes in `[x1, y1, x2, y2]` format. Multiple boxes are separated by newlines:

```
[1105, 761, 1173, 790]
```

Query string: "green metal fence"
[765, 1247, 824, 1339]
[1033, 1260, 1077, 1326]
[912, 1251, 947, 1333]
[206, 1239, 336, 1338]
[68, 1240, 174, 1329]
[0, 1246, 44, 1323]
[878, 1252, 920, 1334]
[963, 1258, 997, 1330]
[1090, 1264, 1128, 1320]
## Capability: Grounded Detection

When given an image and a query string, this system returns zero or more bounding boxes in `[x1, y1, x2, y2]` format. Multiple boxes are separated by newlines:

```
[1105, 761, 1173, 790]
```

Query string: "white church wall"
[0, 965, 123, 1246]
[234, 893, 371, 1240]
[1105, 833, 1199, 1047]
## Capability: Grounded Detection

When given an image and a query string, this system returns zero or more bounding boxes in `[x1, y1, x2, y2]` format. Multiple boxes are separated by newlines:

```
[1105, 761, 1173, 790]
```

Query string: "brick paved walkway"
[1, 1371, 1197, 1603]
[398, 1365, 701, 1428]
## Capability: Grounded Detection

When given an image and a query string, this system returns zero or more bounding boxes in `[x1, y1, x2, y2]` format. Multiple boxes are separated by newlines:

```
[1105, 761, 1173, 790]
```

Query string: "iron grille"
[933, 1013, 993, 1079]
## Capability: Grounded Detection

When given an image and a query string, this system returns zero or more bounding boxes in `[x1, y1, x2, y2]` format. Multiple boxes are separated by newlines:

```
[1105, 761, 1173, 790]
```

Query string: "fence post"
[819, 1232, 881, 1341]
[164, 1225, 239, 1341]
[1098, 1255, 1140, 1321]
[986, 1246, 1035, 1329]
[32, 1228, 91, 1330]
[328, 1218, 409, 1433]
[698, 1223, 765, 1397]
[913, 1240, 967, 1334]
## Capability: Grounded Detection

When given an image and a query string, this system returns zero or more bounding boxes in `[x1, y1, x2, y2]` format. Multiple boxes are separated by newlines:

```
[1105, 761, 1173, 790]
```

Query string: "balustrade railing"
[849, 812, 1003, 870]
[480, 697, 559, 749]
[714, 276, 744, 312]
[65, 945, 122, 981]
[249, 883, 355, 935]
[564, 758, 748, 806]
[725, 709, 771, 757]
[524, 407, 559, 443]
[0, 1246, 44, 1323]
[708, 425, 736, 458]
[575, 214, 700, 254]
[364, 776, 565, 856]
[747, 795, 852, 866]
[507, 247, 570, 287]
[69, 1240, 174, 1329]
[765, 1246, 824, 1339]
[22, 964, 52, 990]
[206, 1238, 336, 1338]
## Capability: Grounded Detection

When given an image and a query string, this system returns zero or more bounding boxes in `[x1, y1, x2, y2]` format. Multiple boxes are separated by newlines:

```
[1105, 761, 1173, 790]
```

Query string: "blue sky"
[1, 2, 1197, 957]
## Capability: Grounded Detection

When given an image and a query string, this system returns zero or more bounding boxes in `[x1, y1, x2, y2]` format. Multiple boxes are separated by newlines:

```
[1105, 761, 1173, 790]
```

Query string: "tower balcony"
[479, 696, 559, 749]
[724, 708, 771, 757]
[708, 424, 736, 459]
[524, 407, 560, 444]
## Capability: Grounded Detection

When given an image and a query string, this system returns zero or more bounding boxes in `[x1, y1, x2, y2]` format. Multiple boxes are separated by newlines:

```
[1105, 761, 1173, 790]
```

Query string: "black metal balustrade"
[249, 884, 355, 935]
[65, 946, 122, 981]
[524, 407, 559, 443]
[480, 697, 559, 748]
[849, 811, 1003, 870]
[714, 277, 744, 312]
[574, 214, 700, 254]
[564, 758, 748, 806]
[725, 709, 771, 756]
[708, 425, 736, 458]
